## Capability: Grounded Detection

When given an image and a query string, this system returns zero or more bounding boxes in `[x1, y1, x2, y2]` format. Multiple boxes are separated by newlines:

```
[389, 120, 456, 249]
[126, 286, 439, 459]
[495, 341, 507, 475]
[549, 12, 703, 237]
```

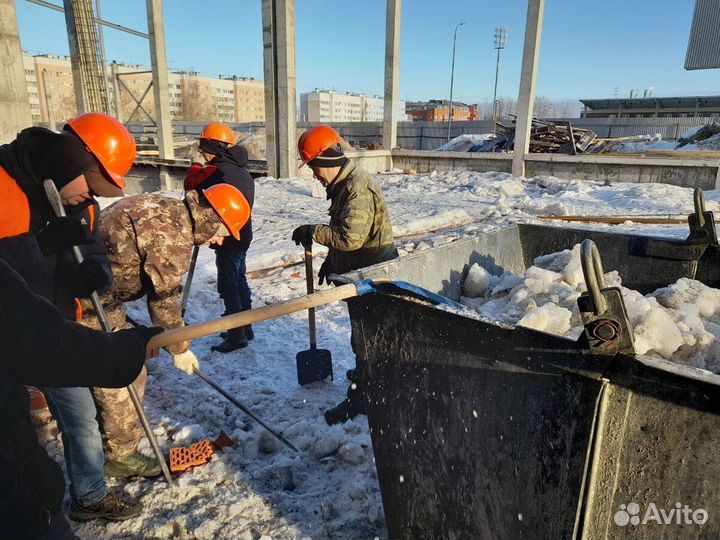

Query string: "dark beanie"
[32, 130, 100, 190]
[307, 145, 346, 168]
[199, 138, 229, 157]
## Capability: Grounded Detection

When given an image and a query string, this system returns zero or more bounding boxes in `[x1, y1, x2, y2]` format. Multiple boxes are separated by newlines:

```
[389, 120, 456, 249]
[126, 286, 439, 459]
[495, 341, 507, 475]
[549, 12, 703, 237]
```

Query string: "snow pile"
[460, 245, 720, 370]
[437, 133, 497, 152]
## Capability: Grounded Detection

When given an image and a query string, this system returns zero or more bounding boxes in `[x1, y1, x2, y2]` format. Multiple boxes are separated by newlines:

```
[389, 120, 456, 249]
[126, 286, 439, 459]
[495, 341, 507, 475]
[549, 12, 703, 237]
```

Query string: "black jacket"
[198, 145, 255, 252]
[0, 128, 113, 320]
[0, 256, 148, 539]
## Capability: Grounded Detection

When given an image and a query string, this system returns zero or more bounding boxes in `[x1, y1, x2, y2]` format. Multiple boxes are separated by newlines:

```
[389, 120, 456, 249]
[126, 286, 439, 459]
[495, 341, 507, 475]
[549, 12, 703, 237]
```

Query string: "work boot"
[324, 398, 366, 425]
[211, 328, 248, 353]
[104, 451, 162, 479]
[69, 493, 142, 522]
[220, 325, 254, 341]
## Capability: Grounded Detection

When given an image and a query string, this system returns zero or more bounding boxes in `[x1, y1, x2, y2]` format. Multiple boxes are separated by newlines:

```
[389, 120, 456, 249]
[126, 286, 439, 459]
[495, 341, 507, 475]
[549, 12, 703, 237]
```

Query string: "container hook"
[694, 187, 706, 228]
[580, 240, 608, 316]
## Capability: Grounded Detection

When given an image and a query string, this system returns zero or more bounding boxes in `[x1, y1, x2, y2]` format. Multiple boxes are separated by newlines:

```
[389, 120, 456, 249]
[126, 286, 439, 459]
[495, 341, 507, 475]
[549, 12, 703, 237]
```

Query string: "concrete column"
[0, 0, 32, 142]
[382, 0, 401, 150]
[63, 0, 87, 114]
[110, 62, 122, 121]
[511, 0, 545, 178]
[147, 0, 174, 159]
[262, 0, 297, 178]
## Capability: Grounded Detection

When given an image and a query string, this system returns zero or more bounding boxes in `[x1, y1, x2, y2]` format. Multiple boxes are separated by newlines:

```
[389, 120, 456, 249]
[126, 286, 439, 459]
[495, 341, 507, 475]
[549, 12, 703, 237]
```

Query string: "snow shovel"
[296, 247, 333, 386]
[43, 180, 174, 486]
[180, 245, 199, 318]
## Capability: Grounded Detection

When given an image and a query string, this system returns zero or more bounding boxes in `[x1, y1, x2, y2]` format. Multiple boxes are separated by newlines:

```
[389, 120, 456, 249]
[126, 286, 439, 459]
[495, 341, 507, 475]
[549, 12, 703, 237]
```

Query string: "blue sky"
[15, 0, 720, 104]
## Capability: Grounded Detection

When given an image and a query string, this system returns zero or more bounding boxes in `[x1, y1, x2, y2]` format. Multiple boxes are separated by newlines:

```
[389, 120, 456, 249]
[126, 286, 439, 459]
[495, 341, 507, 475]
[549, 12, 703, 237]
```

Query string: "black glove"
[318, 258, 334, 286]
[64, 259, 110, 297]
[129, 325, 164, 343]
[36, 217, 93, 255]
[292, 225, 316, 249]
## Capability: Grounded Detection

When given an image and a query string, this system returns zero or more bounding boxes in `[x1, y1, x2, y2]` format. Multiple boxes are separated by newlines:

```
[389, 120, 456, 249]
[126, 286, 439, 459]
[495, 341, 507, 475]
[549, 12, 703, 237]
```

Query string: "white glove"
[173, 350, 200, 375]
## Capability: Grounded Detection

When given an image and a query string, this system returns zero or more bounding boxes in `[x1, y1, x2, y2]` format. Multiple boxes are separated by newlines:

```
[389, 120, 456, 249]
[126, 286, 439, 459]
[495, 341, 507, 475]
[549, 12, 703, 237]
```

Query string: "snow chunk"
[518, 303, 572, 335]
[462, 264, 491, 298]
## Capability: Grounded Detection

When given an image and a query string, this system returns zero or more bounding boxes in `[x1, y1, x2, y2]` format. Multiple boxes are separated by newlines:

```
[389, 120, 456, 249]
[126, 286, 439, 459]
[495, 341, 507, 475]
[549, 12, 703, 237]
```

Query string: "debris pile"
[438, 118, 596, 154]
[460, 244, 720, 371]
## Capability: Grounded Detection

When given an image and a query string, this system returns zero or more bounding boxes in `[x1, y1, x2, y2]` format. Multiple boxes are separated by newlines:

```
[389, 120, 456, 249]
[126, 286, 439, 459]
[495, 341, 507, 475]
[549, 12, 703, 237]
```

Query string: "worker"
[79, 185, 250, 478]
[291, 125, 398, 425]
[184, 122, 256, 353]
[0, 256, 162, 540]
[0, 112, 149, 522]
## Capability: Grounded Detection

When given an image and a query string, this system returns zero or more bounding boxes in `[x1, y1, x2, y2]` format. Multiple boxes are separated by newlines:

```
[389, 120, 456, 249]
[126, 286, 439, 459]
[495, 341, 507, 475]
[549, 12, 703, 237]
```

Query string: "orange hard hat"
[65, 112, 135, 195]
[298, 125, 341, 166]
[203, 183, 250, 241]
[200, 122, 236, 145]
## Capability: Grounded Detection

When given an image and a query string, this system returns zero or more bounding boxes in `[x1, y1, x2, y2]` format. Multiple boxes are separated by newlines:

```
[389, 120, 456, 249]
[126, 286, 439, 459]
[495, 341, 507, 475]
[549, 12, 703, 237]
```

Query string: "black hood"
[212, 144, 249, 168]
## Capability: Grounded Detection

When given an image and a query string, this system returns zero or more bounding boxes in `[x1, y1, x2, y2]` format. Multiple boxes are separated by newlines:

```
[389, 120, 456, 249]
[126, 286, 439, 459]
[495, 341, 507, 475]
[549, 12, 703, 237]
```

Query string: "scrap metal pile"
[439, 117, 597, 154]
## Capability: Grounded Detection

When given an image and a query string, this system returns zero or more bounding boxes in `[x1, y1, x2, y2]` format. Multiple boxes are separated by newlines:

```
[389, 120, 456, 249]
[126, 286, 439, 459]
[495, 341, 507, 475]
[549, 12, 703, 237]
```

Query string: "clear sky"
[15, 0, 720, 104]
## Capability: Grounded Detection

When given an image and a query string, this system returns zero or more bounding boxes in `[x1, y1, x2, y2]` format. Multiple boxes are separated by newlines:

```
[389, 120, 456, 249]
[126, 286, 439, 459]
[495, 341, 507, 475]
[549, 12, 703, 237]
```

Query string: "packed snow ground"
[38, 169, 720, 539]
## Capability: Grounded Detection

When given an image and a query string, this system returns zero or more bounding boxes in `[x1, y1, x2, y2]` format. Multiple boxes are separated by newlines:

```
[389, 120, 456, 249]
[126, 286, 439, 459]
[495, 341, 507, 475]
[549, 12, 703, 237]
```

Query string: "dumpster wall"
[349, 294, 606, 540]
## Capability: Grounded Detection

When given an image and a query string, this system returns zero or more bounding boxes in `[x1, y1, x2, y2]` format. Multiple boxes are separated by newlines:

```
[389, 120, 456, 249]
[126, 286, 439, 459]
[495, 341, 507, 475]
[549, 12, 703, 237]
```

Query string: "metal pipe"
[26, 0, 149, 38]
[446, 22, 463, 143]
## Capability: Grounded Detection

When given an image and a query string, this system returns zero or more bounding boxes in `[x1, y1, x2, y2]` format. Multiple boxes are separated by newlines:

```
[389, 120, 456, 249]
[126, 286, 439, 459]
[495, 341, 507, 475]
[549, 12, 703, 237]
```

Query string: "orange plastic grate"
[169, 439, 216, 473]
[26, 386, 48, 411]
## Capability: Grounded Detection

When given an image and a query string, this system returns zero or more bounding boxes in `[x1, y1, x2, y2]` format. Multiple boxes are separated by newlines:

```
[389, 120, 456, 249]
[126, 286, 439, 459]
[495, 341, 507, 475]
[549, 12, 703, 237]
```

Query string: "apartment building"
[22, 52, 265, 125]
[406, 100, 477, 122]
[300, 89, 407, 122]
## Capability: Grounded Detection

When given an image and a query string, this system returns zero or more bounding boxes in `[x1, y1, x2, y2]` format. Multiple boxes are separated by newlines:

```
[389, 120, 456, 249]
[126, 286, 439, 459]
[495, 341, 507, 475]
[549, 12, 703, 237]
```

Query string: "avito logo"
[614, 502, 708, 527]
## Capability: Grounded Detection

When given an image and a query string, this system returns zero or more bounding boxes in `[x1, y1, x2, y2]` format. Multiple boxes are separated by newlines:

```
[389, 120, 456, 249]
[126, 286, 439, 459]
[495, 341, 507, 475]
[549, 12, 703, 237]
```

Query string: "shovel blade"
[296, 348, 333, 386]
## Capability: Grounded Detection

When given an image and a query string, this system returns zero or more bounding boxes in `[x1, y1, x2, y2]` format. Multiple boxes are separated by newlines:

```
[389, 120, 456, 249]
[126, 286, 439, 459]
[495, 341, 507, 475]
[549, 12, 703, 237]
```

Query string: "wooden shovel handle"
[147, 283, 359, 357]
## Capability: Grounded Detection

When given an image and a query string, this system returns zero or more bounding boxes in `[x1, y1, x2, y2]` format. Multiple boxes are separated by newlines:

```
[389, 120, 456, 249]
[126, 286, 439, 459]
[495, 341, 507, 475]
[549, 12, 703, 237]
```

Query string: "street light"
[447, 22, 464, 143]
[492, 27, 508, 133]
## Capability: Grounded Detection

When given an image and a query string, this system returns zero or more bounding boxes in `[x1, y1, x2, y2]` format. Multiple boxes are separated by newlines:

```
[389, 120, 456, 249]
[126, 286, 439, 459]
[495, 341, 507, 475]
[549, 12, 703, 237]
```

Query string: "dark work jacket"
[0, 128, 112, 319]
[0, 256, 147, 540]
[191, 145, 255, 252]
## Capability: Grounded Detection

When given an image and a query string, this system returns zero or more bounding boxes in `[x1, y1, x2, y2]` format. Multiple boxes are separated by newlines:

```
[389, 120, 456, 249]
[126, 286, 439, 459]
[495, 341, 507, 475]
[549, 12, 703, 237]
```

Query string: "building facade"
[405, 100, 477, 122]
[300, 89, 407, 122]
[580, 95, 720, 119]
[22, 52, 265, 125]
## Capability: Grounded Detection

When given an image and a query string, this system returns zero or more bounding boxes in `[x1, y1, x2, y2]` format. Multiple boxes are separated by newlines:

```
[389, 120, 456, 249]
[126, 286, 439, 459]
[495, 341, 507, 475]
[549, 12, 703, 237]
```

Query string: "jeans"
[42, 387, 107, 505]
[215, 249, 251, 315]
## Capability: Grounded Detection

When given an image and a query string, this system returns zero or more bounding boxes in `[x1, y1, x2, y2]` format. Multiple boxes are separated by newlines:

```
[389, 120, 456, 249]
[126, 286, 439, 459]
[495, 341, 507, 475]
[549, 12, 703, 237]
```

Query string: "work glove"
[64, 259, 110, 297]
[36, 217, 93, 255]
[318, 258, 334, 286]
[173, 349, 200, 375]
[292, 225, 316, 249]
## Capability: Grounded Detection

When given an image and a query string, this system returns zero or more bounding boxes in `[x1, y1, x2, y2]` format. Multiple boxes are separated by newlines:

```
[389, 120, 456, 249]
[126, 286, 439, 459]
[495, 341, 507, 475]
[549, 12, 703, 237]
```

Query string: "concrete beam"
[147, 0, 174, 159]
[511, 0, 545, 177]
[63, 0, 86, 114]
[262, 0, 297, 178]
[0, 0, 32, 142]
[382, 0, 401, 150]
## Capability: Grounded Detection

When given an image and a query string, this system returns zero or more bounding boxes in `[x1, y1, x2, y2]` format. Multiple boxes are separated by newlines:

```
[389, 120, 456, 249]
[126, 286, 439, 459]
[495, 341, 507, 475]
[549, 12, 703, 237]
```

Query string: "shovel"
[295, 247, 333, 385]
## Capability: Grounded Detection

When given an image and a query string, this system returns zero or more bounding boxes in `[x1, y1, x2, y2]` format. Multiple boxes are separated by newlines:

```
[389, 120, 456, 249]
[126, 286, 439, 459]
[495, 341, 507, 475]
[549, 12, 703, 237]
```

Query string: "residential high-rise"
[300, 89, 407, 122]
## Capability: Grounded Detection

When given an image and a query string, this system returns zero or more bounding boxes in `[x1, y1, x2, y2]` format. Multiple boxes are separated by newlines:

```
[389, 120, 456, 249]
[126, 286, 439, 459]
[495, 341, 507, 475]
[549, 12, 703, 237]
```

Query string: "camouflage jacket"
[312, 160, 397, 274]
[93, 191, 225, 354]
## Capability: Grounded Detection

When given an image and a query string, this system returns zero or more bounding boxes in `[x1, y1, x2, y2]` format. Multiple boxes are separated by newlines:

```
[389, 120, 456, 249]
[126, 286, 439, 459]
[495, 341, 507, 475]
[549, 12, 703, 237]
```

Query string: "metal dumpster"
[345, 192, 720, 540]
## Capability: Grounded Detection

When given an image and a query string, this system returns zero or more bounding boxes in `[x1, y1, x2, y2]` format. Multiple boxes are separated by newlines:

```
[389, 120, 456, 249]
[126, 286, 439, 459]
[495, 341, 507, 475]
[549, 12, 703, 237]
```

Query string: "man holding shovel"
[79, 185, 250, 477]
[292, 125, 398, 425]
